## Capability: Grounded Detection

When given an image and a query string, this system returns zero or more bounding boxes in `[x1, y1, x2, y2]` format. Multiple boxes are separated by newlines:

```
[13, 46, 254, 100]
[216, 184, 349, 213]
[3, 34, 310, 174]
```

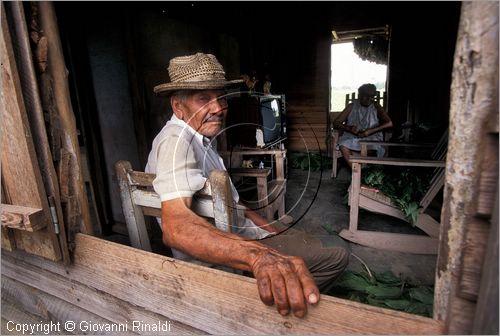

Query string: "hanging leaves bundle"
[353, 36, 389, 65]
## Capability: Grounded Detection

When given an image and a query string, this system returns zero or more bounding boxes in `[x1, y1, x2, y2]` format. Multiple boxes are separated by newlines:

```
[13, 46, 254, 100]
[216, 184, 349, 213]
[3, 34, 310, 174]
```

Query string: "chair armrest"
[350, 155, 445, 168]
[358, 140, 436, 148]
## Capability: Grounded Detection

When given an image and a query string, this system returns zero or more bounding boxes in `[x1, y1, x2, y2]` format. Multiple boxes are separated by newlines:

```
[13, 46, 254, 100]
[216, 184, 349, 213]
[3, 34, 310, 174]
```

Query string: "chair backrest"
[115, 160, 236, 251]
[345, 91, 387, 109]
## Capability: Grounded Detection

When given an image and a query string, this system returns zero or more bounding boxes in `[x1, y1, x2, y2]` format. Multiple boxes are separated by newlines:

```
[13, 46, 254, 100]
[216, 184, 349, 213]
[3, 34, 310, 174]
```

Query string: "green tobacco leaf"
[365, 285, 402, 299]
[334, 271, 371, 292]
[374, 271, 401, 285]
[366, 296, 388, 308]
[384, 299, 412, 310]
[405, 302, 432, 317]
[358, 271, 377, 285]
[408, 287, 434, 305]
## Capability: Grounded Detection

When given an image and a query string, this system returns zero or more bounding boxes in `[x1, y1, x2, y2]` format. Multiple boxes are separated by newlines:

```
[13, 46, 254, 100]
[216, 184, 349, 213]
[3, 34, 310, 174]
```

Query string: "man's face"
[173, 90, 228, 138]
[359, 90, 376, 107]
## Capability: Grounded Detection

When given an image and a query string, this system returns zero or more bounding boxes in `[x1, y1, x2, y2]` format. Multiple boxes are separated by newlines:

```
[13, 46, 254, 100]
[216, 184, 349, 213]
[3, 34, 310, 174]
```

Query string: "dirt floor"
[284, 164, 438, 286]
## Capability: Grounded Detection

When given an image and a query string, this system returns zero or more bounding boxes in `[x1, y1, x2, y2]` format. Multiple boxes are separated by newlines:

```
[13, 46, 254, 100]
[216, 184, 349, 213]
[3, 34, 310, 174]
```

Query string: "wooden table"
[229, 168, 272, 219]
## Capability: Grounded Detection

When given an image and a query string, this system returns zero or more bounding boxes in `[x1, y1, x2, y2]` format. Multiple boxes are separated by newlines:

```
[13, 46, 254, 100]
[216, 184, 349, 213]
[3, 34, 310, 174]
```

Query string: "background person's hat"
[154, 53, 243, 95]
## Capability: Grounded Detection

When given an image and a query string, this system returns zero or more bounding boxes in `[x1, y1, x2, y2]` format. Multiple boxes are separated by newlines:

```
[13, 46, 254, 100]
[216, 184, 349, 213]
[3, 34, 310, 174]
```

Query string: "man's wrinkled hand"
[251, 249, 319, 318]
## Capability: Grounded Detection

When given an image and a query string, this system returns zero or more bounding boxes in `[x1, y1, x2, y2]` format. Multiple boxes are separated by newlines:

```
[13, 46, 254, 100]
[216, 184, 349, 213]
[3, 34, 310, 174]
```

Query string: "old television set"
[225, 94, 286, 148]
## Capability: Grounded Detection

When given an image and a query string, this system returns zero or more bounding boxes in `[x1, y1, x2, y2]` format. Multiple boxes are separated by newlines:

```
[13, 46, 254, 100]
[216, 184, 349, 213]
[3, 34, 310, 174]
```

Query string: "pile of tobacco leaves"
[361, 164, 434, 224]
[328, 269, 434, 317]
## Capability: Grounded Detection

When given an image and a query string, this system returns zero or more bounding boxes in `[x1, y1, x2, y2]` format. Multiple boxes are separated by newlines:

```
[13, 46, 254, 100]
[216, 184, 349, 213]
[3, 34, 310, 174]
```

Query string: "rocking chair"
[339, 130, 448, 254]
[331, 91, 389, 178]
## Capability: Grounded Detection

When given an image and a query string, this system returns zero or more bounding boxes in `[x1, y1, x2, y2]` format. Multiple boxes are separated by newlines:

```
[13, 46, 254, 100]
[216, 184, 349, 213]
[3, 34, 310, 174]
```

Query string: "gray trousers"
[260, 228, 349, 292]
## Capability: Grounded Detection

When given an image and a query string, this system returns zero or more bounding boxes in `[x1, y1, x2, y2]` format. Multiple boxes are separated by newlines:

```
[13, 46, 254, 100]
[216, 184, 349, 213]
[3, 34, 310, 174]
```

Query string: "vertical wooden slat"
[115, 161, 152, 251]
[348, 162, 361, 232]
[472, 185, 499, 334]
[209, 170, 235, 233]
[37, 2, 93, 235]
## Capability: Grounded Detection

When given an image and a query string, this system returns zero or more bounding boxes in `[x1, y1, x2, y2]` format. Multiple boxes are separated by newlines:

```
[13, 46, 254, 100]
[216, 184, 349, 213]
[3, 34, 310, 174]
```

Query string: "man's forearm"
[162, 200, 273, 271]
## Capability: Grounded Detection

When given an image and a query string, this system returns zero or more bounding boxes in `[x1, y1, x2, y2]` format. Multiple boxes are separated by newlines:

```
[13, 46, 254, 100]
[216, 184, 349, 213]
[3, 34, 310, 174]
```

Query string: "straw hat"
[154, 53, 243, 95]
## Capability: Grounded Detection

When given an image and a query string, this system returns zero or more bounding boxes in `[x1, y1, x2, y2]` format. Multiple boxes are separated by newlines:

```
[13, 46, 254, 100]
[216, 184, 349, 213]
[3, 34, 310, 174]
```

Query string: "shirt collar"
[169, 114, 211, 148]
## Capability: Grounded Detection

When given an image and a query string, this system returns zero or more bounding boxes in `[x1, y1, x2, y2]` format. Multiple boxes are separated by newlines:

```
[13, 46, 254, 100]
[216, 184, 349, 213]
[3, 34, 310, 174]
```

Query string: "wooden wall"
[236, 3, 461, 152]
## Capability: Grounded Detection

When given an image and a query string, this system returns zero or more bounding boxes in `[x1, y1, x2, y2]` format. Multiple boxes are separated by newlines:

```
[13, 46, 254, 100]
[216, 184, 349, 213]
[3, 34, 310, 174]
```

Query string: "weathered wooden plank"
[131, 189, 213, 219]
[0, 6, 60, 261]
[115, 160, 151, 251]
[2, 235, 444, 335]
[288, 124, 327, 129]
[434, 2, 499, 331]
[95, 235, 439, 333]
[458, 217, 489, 301]
[38, 2, 93, 235]
[5, 1, 70, 264]
[1, 299, 69, 335]
[1, 254, 206, 335]
[288, 143, 327, 152]
[476, 133, 498, 217]
[415, 213, 440, 238]
[472, 186, 499, 334]
[1, 228, 16, 251]
[1, 276, 128, 335]
[349, 163, 362, 231]
[338, 229, 439, 255]
[350, 156, 445, 167]
[287, 130, 327, 138]
[1, 204, 45, 231]
[209, 170, 236, 232]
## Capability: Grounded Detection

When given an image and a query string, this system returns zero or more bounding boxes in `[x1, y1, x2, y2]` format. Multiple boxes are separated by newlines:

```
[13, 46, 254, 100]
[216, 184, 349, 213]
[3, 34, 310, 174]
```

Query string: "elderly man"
[146, 53, 348, 318]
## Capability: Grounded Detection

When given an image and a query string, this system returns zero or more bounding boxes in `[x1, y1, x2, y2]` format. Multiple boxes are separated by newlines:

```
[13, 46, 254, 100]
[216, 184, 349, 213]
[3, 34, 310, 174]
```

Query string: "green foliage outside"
[290, 152, 331, 172]
[362, 165, 433, 224]
[328, 269, 434, 318]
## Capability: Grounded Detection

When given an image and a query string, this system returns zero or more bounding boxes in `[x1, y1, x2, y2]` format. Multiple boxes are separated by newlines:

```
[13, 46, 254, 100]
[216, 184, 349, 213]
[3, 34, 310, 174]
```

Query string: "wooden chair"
[220, 148, 288, 222]
[115, 160, 236, 252]
[339, 131, 448, 254]
[331, 91, 389, 178]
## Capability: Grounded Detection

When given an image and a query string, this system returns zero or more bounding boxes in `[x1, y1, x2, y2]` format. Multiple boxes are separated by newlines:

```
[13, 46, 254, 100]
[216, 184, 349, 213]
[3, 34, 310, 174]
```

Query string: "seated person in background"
[146, 53, 348, 318]
[333, 83, 393, 168]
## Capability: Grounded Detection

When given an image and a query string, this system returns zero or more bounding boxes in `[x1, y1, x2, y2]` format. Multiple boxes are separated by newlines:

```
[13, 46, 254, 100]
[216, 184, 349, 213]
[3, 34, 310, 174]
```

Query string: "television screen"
[226, 95, 286, 148]
[260, 96, 282, 143]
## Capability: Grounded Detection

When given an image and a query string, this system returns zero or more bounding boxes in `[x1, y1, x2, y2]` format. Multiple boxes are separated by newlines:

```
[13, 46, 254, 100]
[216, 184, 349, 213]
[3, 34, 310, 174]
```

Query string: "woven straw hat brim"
[154, 79, 244, 95]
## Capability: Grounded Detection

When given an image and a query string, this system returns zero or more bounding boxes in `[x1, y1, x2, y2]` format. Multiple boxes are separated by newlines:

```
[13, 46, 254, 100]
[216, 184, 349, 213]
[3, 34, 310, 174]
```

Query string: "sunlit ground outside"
[330, 42, 387, 112]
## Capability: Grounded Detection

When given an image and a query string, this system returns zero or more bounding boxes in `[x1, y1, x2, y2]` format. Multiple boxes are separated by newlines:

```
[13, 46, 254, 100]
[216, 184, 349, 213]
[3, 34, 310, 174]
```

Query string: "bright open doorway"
[330, 42, 387, 112]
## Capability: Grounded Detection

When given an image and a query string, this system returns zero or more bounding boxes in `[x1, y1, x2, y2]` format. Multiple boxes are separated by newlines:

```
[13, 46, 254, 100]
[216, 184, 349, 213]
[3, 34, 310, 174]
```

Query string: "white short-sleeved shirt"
[145, 115, 270, 263]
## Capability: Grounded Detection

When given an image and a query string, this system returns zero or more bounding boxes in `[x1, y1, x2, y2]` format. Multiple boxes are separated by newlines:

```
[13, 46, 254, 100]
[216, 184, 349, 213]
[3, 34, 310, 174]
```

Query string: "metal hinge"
[48, 197, 60, 235]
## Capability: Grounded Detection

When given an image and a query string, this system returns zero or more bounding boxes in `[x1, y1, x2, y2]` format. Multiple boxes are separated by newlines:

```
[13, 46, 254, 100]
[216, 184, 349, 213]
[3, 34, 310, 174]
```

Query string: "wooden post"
[434, 2, 499, 334]
[348, 162, 361, 232]
[38, 2, 93, 235]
